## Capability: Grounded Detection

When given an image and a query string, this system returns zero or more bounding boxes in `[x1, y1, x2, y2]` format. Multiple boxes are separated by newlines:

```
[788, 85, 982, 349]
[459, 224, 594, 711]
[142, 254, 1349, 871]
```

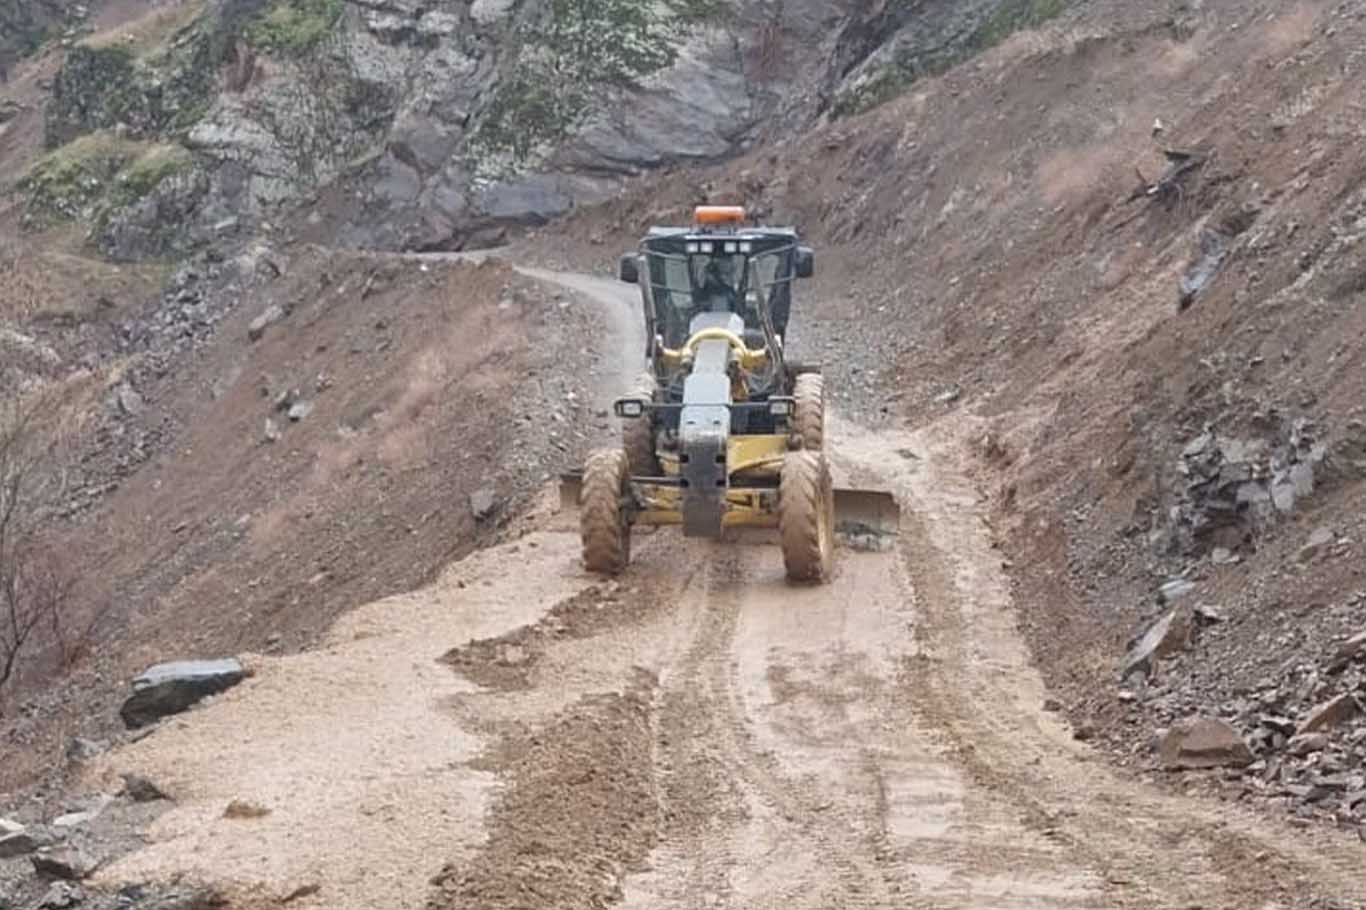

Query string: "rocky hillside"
[6, 0, 1087, 261]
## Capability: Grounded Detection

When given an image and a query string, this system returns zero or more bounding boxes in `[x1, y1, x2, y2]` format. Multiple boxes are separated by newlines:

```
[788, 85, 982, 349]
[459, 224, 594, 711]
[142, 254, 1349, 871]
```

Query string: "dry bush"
[0, 389, 79, 710]
[0, 241, 46, 322]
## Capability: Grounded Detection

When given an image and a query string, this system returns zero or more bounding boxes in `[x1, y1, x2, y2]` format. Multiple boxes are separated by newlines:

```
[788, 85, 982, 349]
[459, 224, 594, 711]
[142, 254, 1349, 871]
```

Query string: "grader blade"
[559, 471, 584, 511]
[833, 487, 901, 547]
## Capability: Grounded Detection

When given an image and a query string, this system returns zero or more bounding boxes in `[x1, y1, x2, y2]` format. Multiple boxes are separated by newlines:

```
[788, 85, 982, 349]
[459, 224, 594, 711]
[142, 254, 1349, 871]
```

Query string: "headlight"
[614, 398, 646, 418]
[768, 398, 794, 417]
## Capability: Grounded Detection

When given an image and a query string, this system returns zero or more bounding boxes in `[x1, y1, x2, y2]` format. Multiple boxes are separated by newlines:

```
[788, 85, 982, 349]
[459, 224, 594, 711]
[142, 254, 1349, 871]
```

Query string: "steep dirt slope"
[0, 248, 612, 793]
[529, 0, 1366, 824]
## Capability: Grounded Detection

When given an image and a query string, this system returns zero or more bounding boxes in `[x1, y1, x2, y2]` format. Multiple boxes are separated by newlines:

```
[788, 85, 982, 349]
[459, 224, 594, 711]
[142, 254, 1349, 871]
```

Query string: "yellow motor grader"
[562, 206, 898, 583]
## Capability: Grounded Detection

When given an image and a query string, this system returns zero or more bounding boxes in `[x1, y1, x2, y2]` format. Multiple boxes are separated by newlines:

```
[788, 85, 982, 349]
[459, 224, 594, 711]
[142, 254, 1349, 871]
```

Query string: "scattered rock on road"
[119, 659, 247, 729]
[1160, 716, 1253, 769]
[223, 799, 270, 819]
[136, 886, 226, 910]
[121, 773, 171, 803]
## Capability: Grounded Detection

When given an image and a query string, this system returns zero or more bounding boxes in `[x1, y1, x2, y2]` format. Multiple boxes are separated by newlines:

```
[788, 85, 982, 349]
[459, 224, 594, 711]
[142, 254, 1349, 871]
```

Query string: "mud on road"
[82, 271, 1365, 910]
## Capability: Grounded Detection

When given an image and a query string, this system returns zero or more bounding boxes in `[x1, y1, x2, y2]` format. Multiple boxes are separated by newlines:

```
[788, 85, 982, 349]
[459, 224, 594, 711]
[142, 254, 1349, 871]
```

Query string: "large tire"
[779, 451, 834, 583]
[581, 448, 632, 575]
[622, 372, 658, 476]
[792, 372, 825, 451]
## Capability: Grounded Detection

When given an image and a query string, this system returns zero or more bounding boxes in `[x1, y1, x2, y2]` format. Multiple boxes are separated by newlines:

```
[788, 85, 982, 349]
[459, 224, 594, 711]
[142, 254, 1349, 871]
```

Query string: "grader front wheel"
[792, 372, 825, 451]
[581, 449, 632, 575]
[622, 371, 658, 476]
[779, 450, 835, 583]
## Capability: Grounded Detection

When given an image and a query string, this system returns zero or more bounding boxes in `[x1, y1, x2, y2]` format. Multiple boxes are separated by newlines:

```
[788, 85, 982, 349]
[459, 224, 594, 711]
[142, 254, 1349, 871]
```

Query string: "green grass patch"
[969, 0, 1066, 52]
[81, 0, 208, 60]
[831, 0, 1069, 118]
[469, 0, 726, 176]
[247, 0, 345, 53]
[19, 134, 192, 231]
[108, 143, 194, 207]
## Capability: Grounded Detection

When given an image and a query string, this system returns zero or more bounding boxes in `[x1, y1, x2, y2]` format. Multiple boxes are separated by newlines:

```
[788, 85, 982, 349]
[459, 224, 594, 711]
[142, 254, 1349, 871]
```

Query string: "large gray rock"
[1159, 717, 1253, 769]
[31, 846, 95, 881]
[0, 826, 52, 858]
[38, 882, 84, 910]
[1299, 694, 1361, 735]
[119, 658, 247, 729]
[1122, 606, 1191, 678]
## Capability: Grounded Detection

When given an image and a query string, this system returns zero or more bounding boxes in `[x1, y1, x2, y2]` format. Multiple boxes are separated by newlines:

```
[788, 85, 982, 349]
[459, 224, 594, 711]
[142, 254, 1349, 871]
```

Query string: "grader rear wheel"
[779, 450, 834, 583]
[581, 448, 632, 575]
[792, 372, 825, 451]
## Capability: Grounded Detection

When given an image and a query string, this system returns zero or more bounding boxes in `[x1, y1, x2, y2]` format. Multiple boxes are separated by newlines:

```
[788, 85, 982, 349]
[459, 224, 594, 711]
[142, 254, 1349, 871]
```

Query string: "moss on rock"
[45, 4, 225, 149]
[831, 0, 1069, 119]
[19, 133, 194, 234]
[246, 0, 344, 54]
[470, 0, 726, 177]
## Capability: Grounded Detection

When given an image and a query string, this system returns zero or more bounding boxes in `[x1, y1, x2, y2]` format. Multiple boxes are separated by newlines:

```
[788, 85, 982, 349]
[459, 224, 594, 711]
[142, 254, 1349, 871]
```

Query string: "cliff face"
[21, 0, 1071, 259]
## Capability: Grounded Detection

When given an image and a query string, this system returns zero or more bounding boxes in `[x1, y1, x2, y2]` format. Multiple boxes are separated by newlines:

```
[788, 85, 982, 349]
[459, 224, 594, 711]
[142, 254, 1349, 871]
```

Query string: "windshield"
[645, 246, 793, 348]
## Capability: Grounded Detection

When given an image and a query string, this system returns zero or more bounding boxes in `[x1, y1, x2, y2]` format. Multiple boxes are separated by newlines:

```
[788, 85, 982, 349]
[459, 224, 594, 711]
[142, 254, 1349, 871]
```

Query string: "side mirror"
[618, 253, 640, 284]
[795, 246, 814, 279]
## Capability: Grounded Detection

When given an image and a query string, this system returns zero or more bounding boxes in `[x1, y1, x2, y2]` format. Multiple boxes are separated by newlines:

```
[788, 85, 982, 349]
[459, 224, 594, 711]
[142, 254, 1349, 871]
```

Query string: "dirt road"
[87, 267, 1365, 909]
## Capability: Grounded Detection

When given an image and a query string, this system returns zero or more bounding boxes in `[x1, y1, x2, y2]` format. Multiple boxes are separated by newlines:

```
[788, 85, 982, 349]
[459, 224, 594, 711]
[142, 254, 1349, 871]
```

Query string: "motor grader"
[563, 205, 898, 583]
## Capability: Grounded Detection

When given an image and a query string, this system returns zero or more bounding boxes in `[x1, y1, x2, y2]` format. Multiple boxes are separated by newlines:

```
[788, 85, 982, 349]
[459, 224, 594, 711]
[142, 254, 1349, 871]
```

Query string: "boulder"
[0, 827, 49, 858]
[122, 773, 170, 803]
[469, 488, 498, 522]
[1160, 717, 1253, 769]
[38, 882, 84, 909]
[1297, 526, 1334, 564]
[119, 658, 247, 729]
[1330, 631, 1366, 669]
[32, 846, 96, 880]
[1157, 578, 1196, 604]
[1122, 606, 1192, 677]
[1288, 733, 1329, 756]
[247, 304, 286, 341]
[1298, 694, 1361, 734]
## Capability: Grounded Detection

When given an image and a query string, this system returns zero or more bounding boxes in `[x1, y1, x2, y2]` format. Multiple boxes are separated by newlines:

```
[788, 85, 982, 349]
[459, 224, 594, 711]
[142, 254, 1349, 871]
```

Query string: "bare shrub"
[0, 391, 77, 710]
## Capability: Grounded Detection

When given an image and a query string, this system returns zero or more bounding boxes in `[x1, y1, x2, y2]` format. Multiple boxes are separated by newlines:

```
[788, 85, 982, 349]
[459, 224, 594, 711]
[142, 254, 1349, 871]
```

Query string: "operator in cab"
[692, 254, 741, 314]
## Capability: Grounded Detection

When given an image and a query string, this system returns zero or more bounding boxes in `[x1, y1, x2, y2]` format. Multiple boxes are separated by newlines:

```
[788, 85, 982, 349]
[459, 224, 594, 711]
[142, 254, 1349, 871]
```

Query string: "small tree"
[0, 392, 72, 709]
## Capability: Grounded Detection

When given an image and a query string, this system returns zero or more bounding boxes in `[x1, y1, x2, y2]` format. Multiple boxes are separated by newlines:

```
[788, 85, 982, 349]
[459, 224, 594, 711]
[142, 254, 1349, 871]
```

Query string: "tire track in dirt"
[855, 414, 1366, 910]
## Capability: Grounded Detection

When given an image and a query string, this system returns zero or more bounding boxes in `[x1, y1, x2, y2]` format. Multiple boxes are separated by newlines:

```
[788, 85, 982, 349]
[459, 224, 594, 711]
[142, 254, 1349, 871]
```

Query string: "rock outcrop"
[29, 0, 1067, 257]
